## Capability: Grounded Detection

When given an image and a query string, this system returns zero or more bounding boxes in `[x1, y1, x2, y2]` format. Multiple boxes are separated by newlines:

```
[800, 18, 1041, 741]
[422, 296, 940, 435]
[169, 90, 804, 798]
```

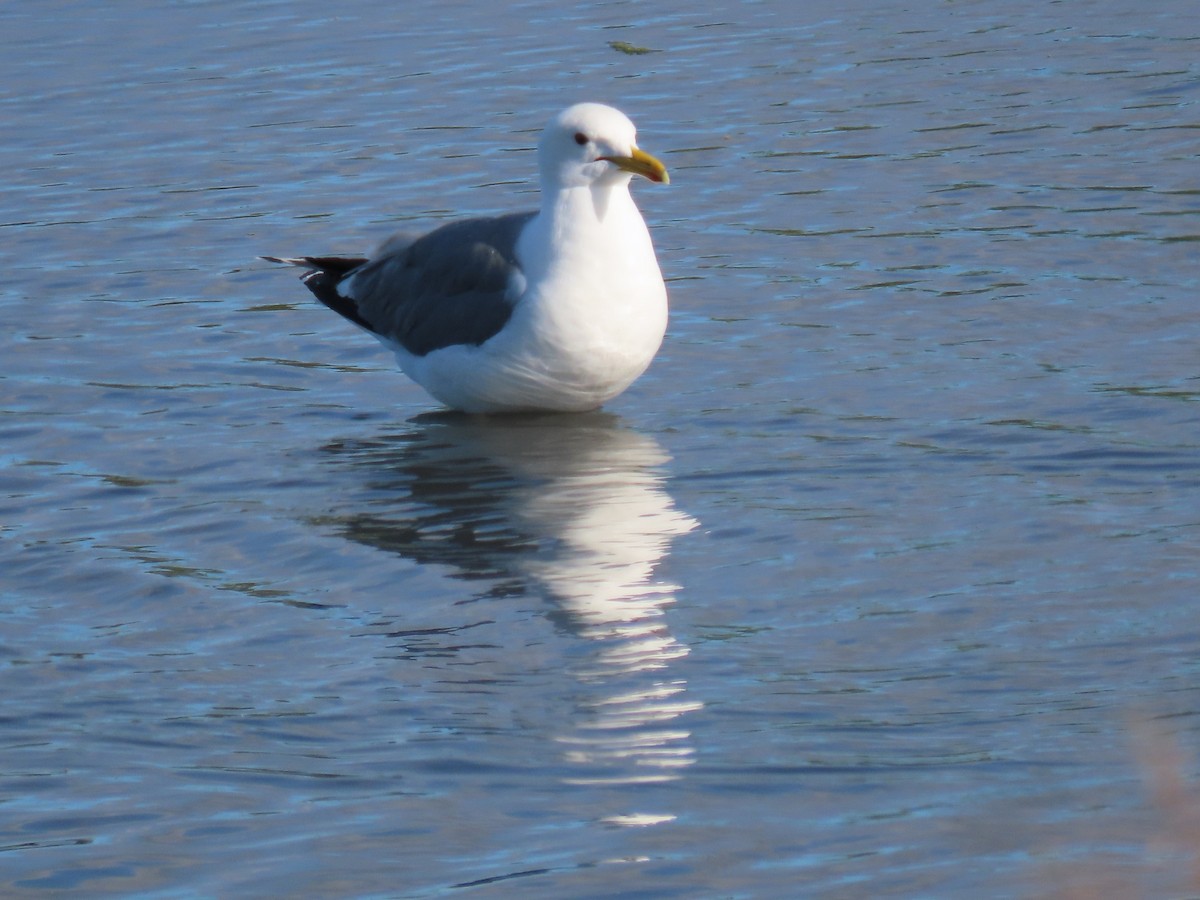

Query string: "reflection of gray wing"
[319, 211, 535, 357]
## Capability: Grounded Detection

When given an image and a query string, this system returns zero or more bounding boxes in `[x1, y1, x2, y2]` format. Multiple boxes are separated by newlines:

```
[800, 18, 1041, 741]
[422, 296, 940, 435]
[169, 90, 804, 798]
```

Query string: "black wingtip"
[300, 266, 378, 334]
[264, 255, 377, 333]
[296, 256, 369, 275]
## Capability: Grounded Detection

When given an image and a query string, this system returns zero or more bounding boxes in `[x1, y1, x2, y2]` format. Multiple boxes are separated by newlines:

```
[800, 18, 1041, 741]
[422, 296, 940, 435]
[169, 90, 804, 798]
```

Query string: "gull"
[265, 102, 671, 413]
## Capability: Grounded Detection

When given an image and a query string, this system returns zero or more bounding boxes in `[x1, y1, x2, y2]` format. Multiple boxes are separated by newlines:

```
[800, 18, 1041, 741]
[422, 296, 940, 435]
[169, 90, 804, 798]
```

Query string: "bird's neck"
[541, 180, 634, 231]
[519, 181, 651, 289]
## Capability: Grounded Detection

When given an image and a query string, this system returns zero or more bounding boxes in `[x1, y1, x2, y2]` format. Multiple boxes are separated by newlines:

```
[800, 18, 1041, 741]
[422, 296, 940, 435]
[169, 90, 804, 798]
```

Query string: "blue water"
[3, 1, 1199, 896]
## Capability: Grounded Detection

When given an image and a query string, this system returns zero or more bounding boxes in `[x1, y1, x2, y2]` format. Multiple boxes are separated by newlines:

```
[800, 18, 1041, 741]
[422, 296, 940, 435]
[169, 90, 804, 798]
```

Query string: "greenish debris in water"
[608, 40, 658, 55]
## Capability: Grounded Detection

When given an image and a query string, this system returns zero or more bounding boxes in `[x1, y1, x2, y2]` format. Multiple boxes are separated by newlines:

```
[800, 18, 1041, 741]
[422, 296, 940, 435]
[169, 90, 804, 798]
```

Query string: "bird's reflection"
[317, 411, 699, 793]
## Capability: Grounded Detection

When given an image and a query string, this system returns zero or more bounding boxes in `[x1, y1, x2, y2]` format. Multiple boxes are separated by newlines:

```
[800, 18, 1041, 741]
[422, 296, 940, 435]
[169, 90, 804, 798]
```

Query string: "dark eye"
[574, 132, 588, 146]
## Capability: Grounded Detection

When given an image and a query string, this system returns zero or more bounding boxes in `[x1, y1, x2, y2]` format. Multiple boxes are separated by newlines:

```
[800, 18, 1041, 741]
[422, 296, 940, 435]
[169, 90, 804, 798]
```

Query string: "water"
[3, 0, 1199, 896]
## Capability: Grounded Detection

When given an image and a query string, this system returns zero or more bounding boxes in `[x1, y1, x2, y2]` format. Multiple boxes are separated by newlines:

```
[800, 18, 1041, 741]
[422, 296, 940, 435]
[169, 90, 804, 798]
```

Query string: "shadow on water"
[314, 411, 701, 793]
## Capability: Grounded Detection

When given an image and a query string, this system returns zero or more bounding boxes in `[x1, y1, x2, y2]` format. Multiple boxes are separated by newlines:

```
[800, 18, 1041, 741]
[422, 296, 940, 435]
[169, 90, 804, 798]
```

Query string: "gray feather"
[340, 211, 536, 356]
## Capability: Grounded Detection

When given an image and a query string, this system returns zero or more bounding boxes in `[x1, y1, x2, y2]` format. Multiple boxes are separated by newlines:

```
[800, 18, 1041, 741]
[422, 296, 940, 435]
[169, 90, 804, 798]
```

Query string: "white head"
[537, 102, 669, 191]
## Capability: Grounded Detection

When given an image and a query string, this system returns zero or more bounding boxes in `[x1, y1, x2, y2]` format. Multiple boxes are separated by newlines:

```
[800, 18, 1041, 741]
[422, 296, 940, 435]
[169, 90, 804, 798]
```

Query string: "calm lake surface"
[3, 1, 1198, 896]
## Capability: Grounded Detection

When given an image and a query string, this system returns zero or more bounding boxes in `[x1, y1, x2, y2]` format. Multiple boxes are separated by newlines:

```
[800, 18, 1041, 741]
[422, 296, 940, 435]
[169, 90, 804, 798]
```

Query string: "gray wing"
[328, 211, 536, 357]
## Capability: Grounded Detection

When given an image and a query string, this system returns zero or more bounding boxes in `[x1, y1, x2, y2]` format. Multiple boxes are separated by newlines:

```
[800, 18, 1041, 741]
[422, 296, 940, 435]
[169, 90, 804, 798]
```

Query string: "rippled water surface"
[3, 1, 1199, 896]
